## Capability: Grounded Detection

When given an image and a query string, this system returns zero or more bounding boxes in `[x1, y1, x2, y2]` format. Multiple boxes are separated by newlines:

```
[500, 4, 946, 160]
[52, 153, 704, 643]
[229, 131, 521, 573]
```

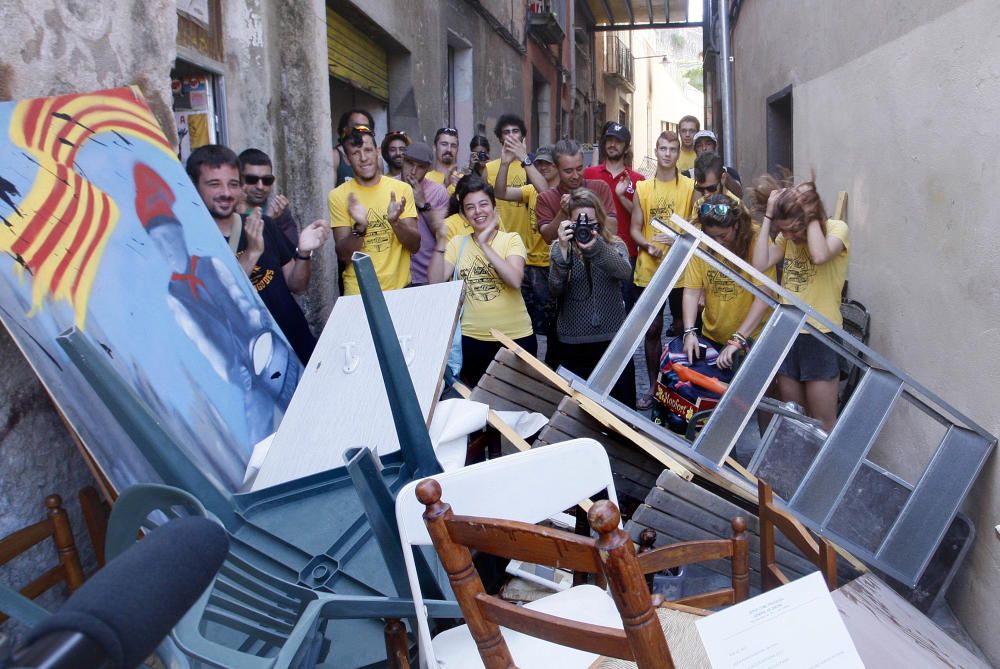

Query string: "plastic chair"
[106, 482, 462, 669]
[395, 438, 620, 668]
[757, 478, 838, 591]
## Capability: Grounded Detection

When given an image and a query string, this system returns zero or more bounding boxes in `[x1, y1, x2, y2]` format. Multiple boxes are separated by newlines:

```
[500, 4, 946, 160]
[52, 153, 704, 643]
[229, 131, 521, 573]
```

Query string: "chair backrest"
[0, 494, 86, 626]
[634, 516, 750, 609]
[419, 481, 673, 669]
[395, 438, 618, 667]
[758, 478, 838, 591]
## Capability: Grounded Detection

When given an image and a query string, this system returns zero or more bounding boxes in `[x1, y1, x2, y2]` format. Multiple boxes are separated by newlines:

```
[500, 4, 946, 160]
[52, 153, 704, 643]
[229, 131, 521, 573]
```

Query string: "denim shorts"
[778, 333, 841, 382]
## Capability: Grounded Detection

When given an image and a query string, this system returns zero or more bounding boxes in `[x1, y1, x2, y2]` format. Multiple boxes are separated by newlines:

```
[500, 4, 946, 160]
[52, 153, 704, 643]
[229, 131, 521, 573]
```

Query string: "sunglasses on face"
[699, 202, 731, 217]
[243, 174, 275, 186]
[695, 183, 720, 194]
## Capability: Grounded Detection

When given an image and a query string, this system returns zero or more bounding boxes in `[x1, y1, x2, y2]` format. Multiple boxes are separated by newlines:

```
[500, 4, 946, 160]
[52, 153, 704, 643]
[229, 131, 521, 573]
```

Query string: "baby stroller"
[650, 334, 737, 437]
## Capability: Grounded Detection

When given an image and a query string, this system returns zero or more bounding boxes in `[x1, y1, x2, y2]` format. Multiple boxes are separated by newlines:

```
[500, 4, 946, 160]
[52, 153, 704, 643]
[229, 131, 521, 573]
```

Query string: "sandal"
[637, 393, 654, 410]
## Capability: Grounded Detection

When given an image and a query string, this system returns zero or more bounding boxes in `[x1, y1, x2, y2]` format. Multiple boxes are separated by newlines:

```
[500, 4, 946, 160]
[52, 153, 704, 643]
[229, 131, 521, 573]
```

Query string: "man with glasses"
[690, 152, 748, 228]
[329, 125, 419, 294]
[239, 148, 296, 247]
[427, 127, 460, 193]
[381, 130, 411, 178]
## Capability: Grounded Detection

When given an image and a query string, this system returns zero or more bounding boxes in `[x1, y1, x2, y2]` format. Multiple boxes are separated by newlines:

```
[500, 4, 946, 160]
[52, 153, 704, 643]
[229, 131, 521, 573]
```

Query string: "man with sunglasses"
[427, 127, 460, 193]
[684, 130, 743, 198]
[329, 125, 419, 294]
[690, 152, 748, 228]
[239, 148, 296, 247]
[332, 108, 376, 186]
[381, 130, 411, 178]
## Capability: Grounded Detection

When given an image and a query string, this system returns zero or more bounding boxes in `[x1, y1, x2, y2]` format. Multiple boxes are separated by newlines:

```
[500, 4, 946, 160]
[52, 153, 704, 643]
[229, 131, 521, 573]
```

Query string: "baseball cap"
[603, 122, 631, 143]
[534, 144, 555, 164]
[404, 141, 434, 165]
[693, 130, 718, 145]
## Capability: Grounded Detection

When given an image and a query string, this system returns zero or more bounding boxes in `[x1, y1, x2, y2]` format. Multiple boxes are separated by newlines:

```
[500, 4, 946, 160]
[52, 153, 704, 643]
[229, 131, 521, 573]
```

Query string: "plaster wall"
[732, 0, 1000, 662]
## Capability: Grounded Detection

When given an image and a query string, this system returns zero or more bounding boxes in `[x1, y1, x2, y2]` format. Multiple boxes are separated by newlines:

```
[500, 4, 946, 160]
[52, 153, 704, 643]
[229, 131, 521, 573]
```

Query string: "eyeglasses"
[243, 174, 275, 186]
[699, 203, 731, 218]
[695, 183, 720, 194]
[352, 124, 372, 134]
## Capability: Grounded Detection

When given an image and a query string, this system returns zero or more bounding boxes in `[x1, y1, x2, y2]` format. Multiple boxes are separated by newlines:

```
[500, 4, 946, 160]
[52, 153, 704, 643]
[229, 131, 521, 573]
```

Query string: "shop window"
[171, 61, 227, 163]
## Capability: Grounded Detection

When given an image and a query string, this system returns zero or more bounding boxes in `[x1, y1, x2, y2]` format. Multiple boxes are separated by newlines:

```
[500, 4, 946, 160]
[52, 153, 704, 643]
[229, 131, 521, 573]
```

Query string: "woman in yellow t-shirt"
[428, 175, 534, 387]
[680, 194, 775, 369]
[751, 177, 849, 432]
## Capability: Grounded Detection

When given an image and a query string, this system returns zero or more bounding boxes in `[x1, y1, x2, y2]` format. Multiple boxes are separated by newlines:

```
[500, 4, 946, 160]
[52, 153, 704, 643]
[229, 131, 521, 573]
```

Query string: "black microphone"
[12, 515, 228, 669]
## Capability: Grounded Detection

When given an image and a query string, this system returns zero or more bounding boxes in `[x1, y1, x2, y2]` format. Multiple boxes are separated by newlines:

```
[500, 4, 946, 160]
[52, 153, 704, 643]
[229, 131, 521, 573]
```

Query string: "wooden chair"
[0, 494, 86, 625]
[758, 478, 838, 591]
[417, 479, 748, 669]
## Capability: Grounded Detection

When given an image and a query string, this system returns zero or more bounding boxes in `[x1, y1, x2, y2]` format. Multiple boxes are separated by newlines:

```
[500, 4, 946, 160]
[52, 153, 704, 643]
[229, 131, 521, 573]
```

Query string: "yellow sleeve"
[828, 219, 850, 252]
[329, 187, 349, 229]
[520, 184, 536, 205]
[444, 235, 460, 267]
[678, 255, 706, 290]
[505, 232, 527, 259]
[774, 232, 787, 252]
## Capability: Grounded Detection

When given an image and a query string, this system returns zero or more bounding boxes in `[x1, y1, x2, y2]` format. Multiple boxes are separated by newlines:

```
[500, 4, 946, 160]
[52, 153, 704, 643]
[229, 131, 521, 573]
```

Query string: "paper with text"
[696, 571, 865, 668]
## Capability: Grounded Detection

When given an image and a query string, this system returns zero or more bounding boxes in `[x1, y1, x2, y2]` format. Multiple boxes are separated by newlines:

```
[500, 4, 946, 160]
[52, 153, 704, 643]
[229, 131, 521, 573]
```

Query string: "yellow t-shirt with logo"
[775, 219, 850, 333]
[444, 213, 506, 242]
[446, 231, 532, 341]
[425, 169, 456, 195]
[678, 227, 775, 343]
[514, 184, 549, 267]
[677, 148, 697, 173]
[632, 174, 695, 287]
[485, 159, 534, 262]
[328, 177, 418, 294]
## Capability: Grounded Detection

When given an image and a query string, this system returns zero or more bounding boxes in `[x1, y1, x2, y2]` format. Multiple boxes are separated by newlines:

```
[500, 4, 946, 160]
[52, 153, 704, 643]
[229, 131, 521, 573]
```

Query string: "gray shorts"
[778, 333, 841, 382]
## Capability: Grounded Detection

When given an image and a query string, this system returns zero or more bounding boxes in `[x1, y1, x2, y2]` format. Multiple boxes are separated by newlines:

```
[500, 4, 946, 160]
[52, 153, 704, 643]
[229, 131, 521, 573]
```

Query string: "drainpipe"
[719, 0, 736, 164]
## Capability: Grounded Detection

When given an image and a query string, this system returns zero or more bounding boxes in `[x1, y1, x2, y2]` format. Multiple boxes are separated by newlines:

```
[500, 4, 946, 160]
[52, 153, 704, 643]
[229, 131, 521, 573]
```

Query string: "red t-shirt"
[583, 164, 645, 257]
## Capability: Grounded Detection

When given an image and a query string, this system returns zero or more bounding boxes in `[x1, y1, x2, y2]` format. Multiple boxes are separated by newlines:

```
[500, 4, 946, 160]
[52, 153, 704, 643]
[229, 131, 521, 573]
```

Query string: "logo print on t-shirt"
[706, 269, 738, 302]
[364, 208, 392, 253]
[782, 256, 816, 292]
[649, 197, 676, 222]
[460, 255, 502, 302]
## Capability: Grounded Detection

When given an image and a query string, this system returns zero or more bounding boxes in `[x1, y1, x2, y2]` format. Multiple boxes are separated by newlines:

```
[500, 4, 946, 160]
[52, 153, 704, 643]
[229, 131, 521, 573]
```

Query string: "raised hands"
[347, 192, 368, 235]
[297, 219, 330, 254]
[266, 193, 288, 219]
[386, 191, 407, 223]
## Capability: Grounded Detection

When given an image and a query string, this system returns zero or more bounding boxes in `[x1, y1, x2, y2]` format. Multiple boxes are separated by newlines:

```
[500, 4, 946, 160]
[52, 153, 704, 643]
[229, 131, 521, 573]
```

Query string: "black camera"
[474, 151, 489, 162]
[569, 212, 599, 244]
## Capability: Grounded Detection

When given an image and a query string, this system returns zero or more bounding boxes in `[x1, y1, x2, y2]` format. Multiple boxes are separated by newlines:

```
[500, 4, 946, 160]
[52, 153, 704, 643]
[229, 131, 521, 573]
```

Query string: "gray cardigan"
[548, 237, 632, 343]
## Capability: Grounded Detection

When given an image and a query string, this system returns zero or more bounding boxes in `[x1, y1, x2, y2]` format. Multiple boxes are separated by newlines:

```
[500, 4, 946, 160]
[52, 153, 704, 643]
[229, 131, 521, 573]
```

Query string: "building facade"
[728, 0, 1000, 662]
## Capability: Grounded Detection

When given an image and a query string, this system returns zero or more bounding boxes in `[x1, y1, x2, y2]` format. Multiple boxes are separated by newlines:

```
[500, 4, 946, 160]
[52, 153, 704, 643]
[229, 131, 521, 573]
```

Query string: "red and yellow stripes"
[5, 87, 173, 327]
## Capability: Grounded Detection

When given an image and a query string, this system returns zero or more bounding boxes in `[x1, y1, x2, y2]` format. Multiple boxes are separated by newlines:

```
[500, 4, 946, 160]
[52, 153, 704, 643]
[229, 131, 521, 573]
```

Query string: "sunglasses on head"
[436, 127, 458, 137]
[695, 182, 720, 194]
[243, 174, 275, 186]
[699, 202, 731, 218]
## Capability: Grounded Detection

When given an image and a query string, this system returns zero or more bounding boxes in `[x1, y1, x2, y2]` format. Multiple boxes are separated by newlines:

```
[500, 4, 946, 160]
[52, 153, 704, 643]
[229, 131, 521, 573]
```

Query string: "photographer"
[467, 135, 491, 177]
[549, 189, 636, 406]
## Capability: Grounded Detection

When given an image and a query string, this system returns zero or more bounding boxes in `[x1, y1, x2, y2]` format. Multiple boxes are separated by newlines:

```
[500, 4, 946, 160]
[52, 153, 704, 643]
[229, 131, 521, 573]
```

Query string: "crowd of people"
[184, 109, 849, 431]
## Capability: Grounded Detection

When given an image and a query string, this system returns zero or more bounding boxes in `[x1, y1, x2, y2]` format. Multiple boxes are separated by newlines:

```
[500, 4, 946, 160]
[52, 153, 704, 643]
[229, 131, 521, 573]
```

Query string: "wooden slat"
[448, 517, 602, 574]
[0, 520, 52, 565]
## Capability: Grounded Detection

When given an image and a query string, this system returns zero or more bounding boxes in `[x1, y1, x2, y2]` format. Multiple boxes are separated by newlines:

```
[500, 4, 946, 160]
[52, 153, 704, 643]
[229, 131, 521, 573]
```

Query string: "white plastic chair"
[395, 438, 620, 668]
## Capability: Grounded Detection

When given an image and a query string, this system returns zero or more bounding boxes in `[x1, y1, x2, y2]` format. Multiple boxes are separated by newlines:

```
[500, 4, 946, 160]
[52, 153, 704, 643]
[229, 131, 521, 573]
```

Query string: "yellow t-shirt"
[515, 184, 549, 266]
[425, 169, 456, 195]
[677, 148, 697, 173]
[632, 174, 695, 287]
[328, 177, 418, 294]
[775, 219, 850, 332]
[444, 212, 506, 243]
[678, 227, 775, 343]
[446, 231, 532, 341]
[485, 159, 534, 262]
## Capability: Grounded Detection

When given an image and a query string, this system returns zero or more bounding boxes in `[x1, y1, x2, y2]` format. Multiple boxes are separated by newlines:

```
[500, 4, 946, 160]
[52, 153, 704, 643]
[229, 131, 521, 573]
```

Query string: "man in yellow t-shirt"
[630, 130, 695, 408]
[329, 126, 419, 294]
[676, 115, 700, 174]
[426, 127, 459, 195]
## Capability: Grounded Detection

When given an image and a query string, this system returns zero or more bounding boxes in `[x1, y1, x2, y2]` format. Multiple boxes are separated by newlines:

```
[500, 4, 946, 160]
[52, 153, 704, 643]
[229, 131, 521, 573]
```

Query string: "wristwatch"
[521, 157, 533, 167]
[295, 247, 313, 261]
[417, 202, 431, 213]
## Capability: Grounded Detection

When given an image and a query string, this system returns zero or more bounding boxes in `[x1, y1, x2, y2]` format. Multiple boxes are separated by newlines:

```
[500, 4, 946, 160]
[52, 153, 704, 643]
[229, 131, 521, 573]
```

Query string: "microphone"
[11, 516, 228, 669]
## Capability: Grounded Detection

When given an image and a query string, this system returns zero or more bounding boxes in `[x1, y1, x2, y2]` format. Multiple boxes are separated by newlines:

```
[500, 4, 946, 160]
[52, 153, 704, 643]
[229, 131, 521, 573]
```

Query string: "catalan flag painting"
[0, 87, 301, 492]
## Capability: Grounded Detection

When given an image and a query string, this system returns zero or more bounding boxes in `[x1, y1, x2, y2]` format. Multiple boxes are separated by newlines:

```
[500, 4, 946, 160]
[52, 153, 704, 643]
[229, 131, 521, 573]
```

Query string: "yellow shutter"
[327, 8, 389, 101]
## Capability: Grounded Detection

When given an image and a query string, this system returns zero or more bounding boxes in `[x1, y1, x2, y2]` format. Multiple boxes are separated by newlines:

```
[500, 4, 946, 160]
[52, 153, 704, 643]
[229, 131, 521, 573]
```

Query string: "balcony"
[528, 1, 565, 45]
[603, 36, 634, 91]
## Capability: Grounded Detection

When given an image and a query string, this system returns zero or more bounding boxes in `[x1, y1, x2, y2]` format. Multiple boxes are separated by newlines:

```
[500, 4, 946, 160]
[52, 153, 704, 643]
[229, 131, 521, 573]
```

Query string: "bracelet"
[295, 247, 313, 261]
[683, 327, 699, 336]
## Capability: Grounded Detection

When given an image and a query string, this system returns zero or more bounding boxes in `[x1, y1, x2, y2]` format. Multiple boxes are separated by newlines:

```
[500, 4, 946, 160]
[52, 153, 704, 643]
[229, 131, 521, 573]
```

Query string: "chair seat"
[590, 607, 710, 669]
[432, 584, 622, 668]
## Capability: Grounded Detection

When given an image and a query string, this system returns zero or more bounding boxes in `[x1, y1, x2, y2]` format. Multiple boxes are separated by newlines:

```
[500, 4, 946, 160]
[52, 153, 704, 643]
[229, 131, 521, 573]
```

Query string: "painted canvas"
[0, 87, 301, 491]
